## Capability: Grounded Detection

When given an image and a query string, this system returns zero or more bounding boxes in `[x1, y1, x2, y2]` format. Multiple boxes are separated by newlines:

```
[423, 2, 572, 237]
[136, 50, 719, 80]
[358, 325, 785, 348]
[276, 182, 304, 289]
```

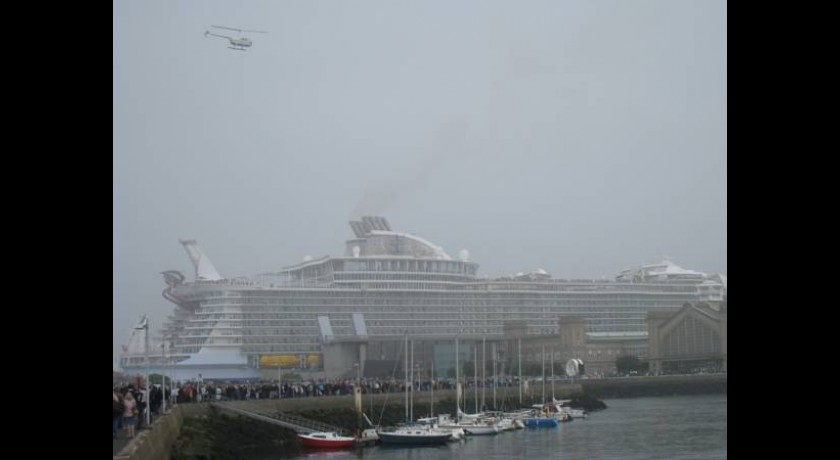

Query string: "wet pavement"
[113, 420, 148, 456]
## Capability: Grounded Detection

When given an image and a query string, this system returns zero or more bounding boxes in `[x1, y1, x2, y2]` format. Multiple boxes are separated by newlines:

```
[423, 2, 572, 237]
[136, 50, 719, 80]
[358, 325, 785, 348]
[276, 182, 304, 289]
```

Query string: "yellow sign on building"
[259, 354, 299, 368]
[258, 353, 323, 369]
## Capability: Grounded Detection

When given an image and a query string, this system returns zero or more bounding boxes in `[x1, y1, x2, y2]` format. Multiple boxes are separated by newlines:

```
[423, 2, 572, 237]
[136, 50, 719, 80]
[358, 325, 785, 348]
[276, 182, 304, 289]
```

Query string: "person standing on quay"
[113, 389, 124, 439]
[122, 391, 137, 438]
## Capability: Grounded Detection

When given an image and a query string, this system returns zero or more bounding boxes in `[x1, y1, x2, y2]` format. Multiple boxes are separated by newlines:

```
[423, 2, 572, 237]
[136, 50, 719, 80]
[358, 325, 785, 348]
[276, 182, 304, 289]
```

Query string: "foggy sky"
[113, 0, 726, 367]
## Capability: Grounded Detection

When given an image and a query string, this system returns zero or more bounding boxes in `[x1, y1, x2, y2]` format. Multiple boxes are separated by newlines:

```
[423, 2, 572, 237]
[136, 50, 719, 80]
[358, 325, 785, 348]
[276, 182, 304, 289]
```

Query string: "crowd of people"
[112, 381, 174, 439]
[112, 375, 532, 439]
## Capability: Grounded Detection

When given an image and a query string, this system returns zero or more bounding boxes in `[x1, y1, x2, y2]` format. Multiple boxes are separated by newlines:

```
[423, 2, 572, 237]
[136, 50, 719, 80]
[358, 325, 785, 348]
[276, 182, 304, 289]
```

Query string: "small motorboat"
[296, 431, 357, 448]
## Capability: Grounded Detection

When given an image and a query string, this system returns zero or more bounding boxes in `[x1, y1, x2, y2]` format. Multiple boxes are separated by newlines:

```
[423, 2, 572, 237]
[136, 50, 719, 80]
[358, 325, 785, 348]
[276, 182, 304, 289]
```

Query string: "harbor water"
[271, 393, 727, 460]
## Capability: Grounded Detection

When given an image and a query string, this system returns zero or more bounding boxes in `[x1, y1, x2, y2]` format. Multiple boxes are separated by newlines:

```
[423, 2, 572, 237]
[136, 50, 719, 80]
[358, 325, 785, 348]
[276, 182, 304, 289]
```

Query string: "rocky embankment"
[566, 394, 608, 411]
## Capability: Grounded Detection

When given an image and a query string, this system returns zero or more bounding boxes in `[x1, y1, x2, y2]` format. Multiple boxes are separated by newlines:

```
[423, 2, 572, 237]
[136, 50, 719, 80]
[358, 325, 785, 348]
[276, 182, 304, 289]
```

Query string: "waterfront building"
[119, 216, 726, 380]
[647, 301, 727, 374]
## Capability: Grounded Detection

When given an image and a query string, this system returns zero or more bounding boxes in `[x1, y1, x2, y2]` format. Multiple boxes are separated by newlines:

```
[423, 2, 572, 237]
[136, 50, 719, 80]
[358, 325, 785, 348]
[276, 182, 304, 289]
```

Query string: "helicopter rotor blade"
[211, 25, 244, 33]
[211, 25, 267, 34]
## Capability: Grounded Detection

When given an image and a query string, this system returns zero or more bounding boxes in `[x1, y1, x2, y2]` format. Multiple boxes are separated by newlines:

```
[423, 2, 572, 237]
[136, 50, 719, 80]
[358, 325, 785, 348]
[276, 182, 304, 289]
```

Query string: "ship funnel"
[179, 239, 223, 281]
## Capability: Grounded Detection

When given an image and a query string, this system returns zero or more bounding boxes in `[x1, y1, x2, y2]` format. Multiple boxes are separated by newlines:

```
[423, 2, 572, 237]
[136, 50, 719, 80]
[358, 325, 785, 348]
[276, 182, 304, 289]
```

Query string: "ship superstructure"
[119, 216, 726, 379]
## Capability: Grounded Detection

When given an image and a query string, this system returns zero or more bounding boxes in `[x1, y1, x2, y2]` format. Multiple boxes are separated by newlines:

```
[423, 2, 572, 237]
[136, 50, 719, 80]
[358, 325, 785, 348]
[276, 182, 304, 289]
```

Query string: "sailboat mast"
[492, 341, 497, 410]
[410, 338, 414, 422]
[542, 344, 546, 404]
[430, 358, 434, 418]
[518, 337, 522, 406]
[456, 337, 460, 422]
[482, 336, 486, 411]
[474, 343, 478, 413]
[404, 334, 409, 423]
[551, 348, 555, 400]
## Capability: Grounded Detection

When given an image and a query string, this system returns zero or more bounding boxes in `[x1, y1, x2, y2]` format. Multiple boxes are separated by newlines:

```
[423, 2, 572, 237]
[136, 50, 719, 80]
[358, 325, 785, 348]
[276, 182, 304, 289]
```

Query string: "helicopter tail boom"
[205, 31, 232, 40]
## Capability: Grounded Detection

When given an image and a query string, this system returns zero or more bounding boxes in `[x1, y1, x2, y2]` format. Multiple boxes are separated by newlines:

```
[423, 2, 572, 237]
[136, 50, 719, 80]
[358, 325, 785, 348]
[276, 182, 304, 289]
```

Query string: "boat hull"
[297, 433, 356, 448]
[523, 417, 559, 428]
[463, 425, 500, 435]
[378, 431, 451, 445]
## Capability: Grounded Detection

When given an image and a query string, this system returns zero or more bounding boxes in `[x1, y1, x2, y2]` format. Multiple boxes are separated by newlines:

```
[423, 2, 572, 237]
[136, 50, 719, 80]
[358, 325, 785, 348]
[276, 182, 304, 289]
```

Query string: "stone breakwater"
[580, 374, 727, 399]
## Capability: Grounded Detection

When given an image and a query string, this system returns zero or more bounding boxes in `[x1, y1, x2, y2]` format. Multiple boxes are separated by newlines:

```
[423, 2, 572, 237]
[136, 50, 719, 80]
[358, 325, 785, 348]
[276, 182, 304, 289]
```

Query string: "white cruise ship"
[119, 216, 726, 380]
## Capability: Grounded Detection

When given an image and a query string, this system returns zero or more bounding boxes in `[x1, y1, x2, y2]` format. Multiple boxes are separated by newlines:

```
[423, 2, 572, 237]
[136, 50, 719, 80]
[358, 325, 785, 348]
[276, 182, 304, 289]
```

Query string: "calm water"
[278, 394, 726, 460]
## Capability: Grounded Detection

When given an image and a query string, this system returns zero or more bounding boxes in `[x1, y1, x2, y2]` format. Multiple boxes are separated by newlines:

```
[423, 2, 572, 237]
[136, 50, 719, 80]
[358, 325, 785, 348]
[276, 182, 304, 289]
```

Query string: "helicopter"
[204, 25, 267, 50]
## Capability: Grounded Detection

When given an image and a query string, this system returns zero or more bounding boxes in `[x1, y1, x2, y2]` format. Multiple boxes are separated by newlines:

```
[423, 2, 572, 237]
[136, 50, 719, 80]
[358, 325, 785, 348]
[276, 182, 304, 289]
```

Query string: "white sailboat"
[377, 335, 452, 445]
[436, 339, 499, 436]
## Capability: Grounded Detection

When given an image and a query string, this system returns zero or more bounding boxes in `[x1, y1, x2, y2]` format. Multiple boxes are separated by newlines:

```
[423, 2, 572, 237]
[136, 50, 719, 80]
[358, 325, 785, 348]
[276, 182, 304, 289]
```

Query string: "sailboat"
[415, 357, 467, 441]
[296, 431, 357, 448]
[522, 345, 559, 428]
[435, 339, 499, 436]
[377, 335, 452, 445]
[487, 341, 525, 430]
[461, 341, 499, 435]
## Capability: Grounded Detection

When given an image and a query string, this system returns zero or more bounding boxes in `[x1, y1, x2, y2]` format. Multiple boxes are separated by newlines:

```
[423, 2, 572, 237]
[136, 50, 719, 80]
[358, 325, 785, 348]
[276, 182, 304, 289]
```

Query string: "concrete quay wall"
[113, 404, 209, 460]
[225, 384, 583, 413]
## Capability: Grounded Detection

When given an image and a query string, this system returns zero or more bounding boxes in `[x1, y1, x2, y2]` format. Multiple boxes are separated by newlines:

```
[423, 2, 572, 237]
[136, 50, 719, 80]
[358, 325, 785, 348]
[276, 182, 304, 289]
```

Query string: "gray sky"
[113, 0, 726, 367]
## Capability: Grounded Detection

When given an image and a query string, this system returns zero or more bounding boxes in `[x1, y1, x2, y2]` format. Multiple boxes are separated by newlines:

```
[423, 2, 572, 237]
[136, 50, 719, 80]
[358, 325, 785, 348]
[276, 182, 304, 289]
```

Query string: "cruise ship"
[119, 216, 726, 380]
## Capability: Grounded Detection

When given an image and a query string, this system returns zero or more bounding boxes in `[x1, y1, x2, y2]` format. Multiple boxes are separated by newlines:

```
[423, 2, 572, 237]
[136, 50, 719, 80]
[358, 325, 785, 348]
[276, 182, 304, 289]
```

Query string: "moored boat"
[462, 422, 500, 436]
[416, 415, 466, 441]
[500, 417, 525, 430]
[296, 431, 357, 448]
[377, 425, 452, 445]
[357, 427, 380, 445]
[523, 416, 559, 428]
[522, 409, 559, 428]
[551, 399, 589, 419]
[376, 337, 456, 446]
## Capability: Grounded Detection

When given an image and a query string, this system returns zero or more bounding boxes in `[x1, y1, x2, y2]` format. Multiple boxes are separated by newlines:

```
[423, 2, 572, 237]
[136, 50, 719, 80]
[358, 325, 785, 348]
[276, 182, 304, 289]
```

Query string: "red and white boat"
[296, 431, 357, 448]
